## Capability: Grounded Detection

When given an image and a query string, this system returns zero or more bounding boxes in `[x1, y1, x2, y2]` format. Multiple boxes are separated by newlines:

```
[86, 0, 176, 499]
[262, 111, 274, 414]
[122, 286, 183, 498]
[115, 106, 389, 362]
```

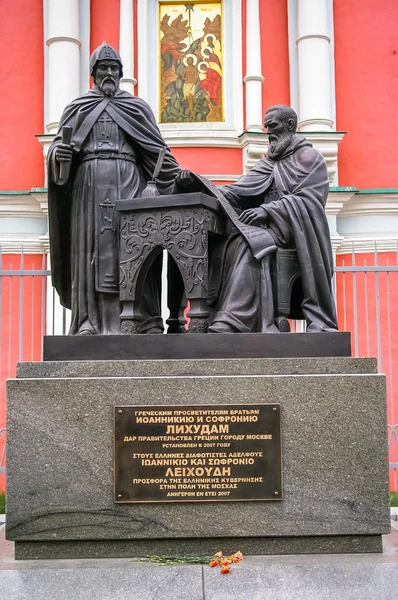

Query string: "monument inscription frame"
[114, 403, 282, 502]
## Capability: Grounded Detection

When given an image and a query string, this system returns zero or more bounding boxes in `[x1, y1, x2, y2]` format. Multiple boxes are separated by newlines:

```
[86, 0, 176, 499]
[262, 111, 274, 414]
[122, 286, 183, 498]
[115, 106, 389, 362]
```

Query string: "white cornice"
[240, 131, 345, 181]
[326, 190, 357, 216]
[162, 130, 242, 148]
[339, 193, 398, 218]
[30, 192, 48, 216]
[0, 193, 47, 220]
[36, 134, 54, 151]
[337, 237, 398, 255]
[330, 234, 344, 254]
[0, 235, 47, 254]
[39, 232, 50, 253]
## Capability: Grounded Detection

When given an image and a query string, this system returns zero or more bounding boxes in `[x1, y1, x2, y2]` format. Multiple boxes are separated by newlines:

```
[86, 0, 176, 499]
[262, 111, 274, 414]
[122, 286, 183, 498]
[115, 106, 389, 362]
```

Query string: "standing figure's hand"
[176, 170, 196, 189]
[54, 143, 75, 165]
[239, 207, 267, 225]
[175, 169, 201, 193]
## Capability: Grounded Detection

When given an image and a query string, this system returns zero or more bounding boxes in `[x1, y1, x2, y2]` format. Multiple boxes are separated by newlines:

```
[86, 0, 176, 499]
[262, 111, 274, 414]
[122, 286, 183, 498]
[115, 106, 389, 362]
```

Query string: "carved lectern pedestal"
[116, 192, 225, 334]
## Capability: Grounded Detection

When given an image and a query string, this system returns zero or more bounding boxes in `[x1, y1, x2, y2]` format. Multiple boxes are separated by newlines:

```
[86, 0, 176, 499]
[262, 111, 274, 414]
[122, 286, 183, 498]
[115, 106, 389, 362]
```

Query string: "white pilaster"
[46, 0, 81, 133]
[119, 0, 137, 94]
[297, 0, 333, 131]
[79, 0, 91, 95]
[243, 0, 264, 132]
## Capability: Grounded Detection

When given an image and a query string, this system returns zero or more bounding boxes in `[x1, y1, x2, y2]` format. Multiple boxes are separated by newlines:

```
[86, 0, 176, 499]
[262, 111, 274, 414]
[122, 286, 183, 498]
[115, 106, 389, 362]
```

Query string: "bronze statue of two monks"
[48, 42, 337, 335]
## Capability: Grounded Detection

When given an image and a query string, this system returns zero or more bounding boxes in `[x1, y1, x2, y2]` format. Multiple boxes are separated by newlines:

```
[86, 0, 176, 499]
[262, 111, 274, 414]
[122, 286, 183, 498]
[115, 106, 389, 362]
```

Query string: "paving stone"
[0, 565, 203, 600]
[203, 559, 398, 600]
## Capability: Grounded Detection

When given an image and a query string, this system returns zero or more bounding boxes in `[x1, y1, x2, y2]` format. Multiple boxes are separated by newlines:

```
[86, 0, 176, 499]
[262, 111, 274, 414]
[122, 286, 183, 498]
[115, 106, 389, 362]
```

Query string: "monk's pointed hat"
[90, 41, 123, 77]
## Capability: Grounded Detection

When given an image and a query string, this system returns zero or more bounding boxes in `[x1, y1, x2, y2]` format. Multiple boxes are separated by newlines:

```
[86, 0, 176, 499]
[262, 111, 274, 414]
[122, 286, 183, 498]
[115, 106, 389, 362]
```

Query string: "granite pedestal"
[6, 352, 390, 559]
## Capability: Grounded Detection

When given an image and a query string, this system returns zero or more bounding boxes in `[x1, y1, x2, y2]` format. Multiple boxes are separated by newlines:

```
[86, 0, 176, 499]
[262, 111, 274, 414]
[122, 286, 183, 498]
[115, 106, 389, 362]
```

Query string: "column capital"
[243, 75, 265, 84]
[46, 36, 82, 48]
[296, 33, 330, 44]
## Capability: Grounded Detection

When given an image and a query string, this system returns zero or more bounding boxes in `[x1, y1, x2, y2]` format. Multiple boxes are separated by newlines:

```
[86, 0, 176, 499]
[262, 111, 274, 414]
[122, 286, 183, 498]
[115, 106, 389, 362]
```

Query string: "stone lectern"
[117, 192, 225, 334]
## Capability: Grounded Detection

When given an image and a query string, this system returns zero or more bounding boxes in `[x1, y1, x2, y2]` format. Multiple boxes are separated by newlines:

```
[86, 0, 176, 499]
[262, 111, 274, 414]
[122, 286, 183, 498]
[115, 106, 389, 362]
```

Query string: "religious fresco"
[159, 2, 223, 123]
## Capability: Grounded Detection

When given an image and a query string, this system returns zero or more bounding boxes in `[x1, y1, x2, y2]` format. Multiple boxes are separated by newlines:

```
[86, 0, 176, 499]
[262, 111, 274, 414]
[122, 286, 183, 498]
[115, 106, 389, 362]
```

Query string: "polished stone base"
[14, 535, 382, 560]
[6, 356, 390, 559]
[43, 331, 351, 361]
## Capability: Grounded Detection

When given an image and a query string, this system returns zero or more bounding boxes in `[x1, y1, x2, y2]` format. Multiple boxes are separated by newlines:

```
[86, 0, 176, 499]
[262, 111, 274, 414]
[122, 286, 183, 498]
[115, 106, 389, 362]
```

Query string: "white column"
[297, 0, 333, 131]
[46, 0, 81, 133]
[243, 0, 264, 132]
[119, 0, 137, 95]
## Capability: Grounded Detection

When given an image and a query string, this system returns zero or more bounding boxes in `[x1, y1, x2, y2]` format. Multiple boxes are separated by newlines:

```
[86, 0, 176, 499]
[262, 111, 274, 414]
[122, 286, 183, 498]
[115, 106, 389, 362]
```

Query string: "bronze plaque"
[114, 404, 282, 503]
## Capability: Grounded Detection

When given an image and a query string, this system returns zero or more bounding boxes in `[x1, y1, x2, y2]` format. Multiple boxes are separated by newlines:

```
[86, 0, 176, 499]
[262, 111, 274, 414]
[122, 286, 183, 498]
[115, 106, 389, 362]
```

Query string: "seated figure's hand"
[54, 142, 74, 164]
[175, 169, 196, 190]
[239, 207, 267, 226]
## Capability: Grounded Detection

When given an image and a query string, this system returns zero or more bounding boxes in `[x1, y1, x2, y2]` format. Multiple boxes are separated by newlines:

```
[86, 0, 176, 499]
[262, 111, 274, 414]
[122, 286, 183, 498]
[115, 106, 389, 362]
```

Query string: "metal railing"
[335, 241, 398, 490]
[0, 244, 397, 490]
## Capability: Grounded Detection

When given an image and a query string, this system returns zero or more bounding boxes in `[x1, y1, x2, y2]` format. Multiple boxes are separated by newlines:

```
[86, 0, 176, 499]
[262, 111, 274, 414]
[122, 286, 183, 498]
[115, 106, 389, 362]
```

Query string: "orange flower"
[220, 565, 231, 574]
[208, 550, 243, 573]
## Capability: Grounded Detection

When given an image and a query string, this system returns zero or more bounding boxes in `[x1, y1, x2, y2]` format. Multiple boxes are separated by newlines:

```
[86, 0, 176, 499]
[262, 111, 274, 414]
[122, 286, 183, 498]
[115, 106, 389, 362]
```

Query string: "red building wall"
[172, 147, 242, 178]
[90, 0, 120, 54]
[260, 0, 290, 112]
[334, 0, 398, 188]
[0, 0, 44, 190]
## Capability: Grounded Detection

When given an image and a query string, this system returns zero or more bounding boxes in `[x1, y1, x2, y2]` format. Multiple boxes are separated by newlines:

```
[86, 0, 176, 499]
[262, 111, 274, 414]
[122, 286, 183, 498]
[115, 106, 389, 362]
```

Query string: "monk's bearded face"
[95, 60, 120, 96]
[265, 112, 294, 159]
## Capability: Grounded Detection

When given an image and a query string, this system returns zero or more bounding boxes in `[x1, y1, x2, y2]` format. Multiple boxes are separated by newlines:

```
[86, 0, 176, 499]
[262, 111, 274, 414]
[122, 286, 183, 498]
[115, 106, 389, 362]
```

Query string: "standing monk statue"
[48, 42, 181, 335]
[176, 105, 338, 333]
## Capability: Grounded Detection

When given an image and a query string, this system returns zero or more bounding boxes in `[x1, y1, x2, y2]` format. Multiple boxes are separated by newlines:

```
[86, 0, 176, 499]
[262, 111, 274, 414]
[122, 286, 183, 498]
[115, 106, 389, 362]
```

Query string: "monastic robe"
[209, 135, 337, 331]
[48, 88, 180, 334]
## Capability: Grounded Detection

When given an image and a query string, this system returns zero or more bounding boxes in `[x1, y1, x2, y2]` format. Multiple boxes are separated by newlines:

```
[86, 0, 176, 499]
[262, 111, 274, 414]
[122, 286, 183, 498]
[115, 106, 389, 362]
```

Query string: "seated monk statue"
[175, 104, 338, 333]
